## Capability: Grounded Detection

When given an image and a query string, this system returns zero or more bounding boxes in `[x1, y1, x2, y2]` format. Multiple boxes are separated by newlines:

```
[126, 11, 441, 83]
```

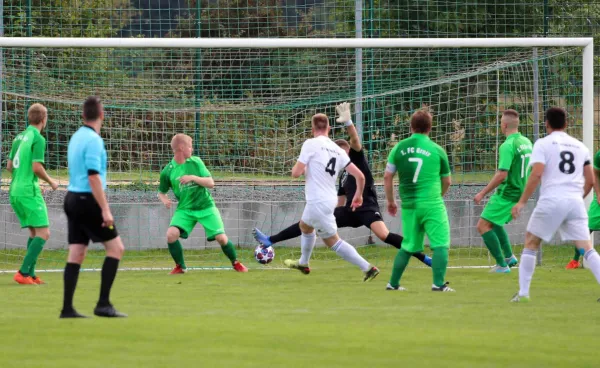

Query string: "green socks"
[432, 247, 449, 287]
[19, 237, 46, 276]
[389, 249, 411, 288]
[493, 225, 513, 259]
[482, 230, 507, 267]
[167, 240, 186, 269]
[573, 246, 581, 261]
[221, 240, 238, 263]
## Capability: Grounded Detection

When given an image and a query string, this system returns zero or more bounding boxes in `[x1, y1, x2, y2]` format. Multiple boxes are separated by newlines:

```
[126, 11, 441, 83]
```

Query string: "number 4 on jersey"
[325, 157, 336, 176]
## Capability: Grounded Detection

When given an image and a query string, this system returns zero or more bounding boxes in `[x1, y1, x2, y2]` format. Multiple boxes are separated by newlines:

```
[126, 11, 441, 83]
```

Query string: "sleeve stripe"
[584, 160, 591, 166]
[440, 173, 451, 178]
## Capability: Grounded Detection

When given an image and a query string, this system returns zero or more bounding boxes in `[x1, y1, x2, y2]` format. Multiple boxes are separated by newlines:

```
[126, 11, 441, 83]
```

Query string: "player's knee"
[215, 234, 228, 245]
[476, 219, 492, 234]
[105, 237, 125, 259]
[35, 227, 50, 241]
[166, 227, 180, 243]
[68, 245, 87, 264]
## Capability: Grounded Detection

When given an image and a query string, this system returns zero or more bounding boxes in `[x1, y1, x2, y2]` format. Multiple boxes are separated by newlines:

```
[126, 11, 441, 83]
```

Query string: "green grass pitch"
[1, 256, 599, 368]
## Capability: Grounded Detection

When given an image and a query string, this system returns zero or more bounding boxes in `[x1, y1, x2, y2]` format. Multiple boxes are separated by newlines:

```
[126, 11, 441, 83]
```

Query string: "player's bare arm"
[441, 175, 452, 196]
[512, 162, 544, 219]
[594, 168, 600, 205]
[179, 175, 215, 189]
[6, 159, 13, 173]
[89, 174, 113, 228]
[158, 192, 172, 209]
[33, 162, 58, 190]
[291, 161, 306, 178]
[582, 163, 595, 198]
[474, 171, 508, 204]
[337, 195, 346, 207]
[383, 169, 397, 216]
[345, 163, 365, 210]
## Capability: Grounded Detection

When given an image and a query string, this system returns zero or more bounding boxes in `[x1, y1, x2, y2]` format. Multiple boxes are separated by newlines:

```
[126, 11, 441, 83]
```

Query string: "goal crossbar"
[0, 37, 593, 49]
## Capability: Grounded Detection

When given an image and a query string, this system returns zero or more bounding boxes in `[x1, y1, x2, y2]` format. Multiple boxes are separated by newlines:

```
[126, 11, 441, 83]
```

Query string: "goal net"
[0, 38, 593, 271]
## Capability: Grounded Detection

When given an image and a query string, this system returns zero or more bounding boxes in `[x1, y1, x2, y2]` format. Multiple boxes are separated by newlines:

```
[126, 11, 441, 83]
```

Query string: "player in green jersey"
[384, 110, 454, 292]
[566, 149, 600, 269]
[8, 103, 59, 285]
[474, 110, 533, 273]
[158, 134, 248, 273]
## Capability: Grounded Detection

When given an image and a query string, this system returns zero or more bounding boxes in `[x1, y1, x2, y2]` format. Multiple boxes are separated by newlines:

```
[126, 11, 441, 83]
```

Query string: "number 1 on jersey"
[408, 157, 423, 183]
[325, 157, 337, 176]
[520, 153, 531, 178]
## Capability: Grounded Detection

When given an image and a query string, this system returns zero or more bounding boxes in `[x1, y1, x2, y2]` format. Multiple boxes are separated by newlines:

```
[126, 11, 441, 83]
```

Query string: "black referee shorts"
[63, 192, 119, 245]
[334, 206, 384, 229]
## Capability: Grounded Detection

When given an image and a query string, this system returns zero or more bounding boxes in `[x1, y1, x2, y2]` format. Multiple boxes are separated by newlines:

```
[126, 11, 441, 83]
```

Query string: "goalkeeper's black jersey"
[337, 148, 379, 212]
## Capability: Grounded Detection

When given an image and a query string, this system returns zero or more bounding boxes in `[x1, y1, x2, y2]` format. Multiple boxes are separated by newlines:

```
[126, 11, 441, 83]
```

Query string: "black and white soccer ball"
[254, 245, 275, 264]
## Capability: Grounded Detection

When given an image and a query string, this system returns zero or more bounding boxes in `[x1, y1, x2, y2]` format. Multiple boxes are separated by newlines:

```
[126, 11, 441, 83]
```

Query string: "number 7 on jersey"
[408, 157, 423, 183]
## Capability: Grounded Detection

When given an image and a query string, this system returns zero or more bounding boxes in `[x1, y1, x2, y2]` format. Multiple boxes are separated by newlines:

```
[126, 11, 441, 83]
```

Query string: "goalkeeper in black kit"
[253, 102, 432, 267]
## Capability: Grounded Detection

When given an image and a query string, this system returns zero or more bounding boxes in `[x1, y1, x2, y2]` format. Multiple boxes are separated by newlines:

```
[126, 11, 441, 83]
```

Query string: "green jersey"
[9, 125, 46, 197]
[159, 156, 215, 211]
[387, 134, 451, 209]
[495, 133, 533, 202]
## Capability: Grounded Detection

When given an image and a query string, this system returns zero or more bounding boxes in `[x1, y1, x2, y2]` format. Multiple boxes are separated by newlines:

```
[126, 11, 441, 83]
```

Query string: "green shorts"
[589, 198, 600, 231]
[480, 194, 516, 226]
[170, 206, 225, 241]
[401, 204, 450, 253]
[9, 195, 49, 229]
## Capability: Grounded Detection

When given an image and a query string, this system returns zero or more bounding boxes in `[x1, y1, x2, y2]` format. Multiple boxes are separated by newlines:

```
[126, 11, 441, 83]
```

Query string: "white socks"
[518, 249, 537, 297]
[584, 249, 600, 283]
[331, 239, 370, 272]
[299, 232, 316, 265]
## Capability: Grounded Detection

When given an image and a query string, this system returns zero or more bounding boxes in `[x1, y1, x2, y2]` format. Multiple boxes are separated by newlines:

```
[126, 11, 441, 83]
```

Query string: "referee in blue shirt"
[60, 96, 126, 319]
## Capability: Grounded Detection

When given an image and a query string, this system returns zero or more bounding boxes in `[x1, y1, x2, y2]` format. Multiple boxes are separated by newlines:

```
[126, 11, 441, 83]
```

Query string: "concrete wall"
[1, 199, 564, 251]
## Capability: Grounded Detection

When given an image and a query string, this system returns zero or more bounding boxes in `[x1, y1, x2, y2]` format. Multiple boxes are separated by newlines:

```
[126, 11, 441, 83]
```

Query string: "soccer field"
[1, 260, 598, 368]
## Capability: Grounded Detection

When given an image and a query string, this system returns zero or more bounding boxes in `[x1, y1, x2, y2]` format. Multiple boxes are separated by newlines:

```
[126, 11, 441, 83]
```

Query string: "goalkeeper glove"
[335, 102, 353, 126]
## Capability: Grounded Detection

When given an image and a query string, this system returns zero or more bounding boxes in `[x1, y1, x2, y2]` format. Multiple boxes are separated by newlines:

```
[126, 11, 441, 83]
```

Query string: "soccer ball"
[254, 245, 275, 264]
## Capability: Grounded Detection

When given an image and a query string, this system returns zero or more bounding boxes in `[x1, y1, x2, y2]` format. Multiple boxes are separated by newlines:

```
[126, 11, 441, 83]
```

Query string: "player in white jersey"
[511, 107, 600, 302]
[283, 113, 380, 281]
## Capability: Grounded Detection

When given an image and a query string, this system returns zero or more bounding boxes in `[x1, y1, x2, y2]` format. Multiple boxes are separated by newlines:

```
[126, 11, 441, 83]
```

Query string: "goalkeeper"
[158, 134, 248, 273]
[253, 102, 432, 267]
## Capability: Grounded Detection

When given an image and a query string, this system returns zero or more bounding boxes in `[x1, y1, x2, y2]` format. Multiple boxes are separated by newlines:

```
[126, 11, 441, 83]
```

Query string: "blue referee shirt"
[67, 125, 107, 193]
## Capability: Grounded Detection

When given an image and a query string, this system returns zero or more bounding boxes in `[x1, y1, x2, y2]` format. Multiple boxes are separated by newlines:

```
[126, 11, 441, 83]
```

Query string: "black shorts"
[334, 206, 383, 229]
[63, 191, 118, 245]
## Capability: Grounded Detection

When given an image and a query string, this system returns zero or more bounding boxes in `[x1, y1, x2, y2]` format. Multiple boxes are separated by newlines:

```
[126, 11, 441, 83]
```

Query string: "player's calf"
[166, 226, 187, 273]
[215, 234, 248, 272]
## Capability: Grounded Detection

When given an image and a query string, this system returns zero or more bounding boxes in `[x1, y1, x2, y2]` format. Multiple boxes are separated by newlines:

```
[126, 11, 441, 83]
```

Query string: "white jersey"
[298, 135, 350, 204]
[530, 131, 591, 200]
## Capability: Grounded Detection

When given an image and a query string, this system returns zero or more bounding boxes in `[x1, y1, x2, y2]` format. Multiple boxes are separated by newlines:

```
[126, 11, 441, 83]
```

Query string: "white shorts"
[527, 197, 590, 243]
[301, 200, 338, 239]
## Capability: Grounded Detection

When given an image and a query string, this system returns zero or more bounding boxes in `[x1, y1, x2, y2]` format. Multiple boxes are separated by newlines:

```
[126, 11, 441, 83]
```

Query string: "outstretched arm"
[336, 102, 361, 152]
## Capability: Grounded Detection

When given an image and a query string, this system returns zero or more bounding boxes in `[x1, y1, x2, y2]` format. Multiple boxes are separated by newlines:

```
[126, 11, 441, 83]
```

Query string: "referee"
[60, 96, 126, 319]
